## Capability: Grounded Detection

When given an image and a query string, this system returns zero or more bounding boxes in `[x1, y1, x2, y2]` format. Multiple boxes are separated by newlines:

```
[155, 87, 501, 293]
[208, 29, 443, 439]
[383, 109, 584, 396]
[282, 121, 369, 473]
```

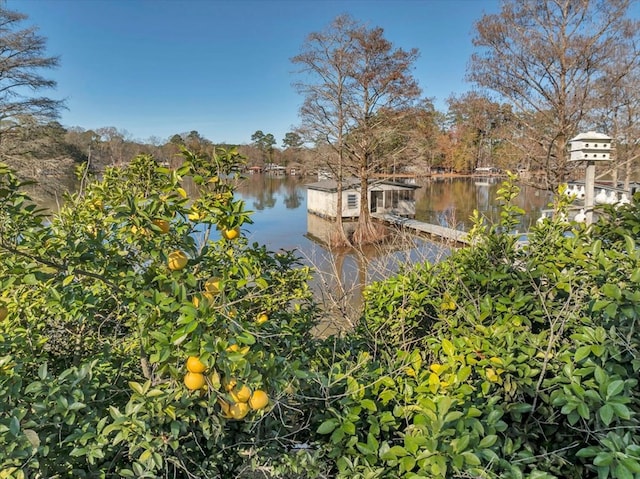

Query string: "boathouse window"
[384, 190, 413, 208]
[347, 194, 357, 209]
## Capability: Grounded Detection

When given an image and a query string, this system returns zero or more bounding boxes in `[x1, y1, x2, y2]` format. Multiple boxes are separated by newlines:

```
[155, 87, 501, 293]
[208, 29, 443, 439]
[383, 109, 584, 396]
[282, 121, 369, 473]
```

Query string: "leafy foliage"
[309, 178, 640, 479]
[2, 157, 640, 479]
[0, 150, 320, 477]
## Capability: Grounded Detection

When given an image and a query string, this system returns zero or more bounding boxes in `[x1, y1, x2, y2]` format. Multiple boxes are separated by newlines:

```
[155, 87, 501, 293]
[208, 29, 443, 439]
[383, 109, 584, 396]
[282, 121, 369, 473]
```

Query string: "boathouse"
[306, 178, 420, 219]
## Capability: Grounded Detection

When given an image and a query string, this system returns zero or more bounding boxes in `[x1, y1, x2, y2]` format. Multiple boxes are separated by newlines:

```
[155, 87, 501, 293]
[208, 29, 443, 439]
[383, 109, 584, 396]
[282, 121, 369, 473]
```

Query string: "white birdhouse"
[568, 131, 612, 162]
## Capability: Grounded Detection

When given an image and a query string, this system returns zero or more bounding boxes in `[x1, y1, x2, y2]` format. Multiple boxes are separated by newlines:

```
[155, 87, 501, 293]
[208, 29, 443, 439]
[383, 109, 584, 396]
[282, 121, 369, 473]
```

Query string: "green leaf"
[38, 363, 48, 381]
[237, 331, 256, 345]
[604, 302, 618, 317]
[611, 403, 631, 420]
[388, 445, 409, 457]
[593, 452, 613, 466]
[444, 411, 464, 424]
[9, 416, 20, 436]
[341, 420, 356, 435]
[624, 235, 636, 255]
[614, 463, 633, 479]
[577, 402, 590, 420]
[129, 381, 144, 395]
[592, 300, 610, 312]
[576, 446, 598, 458]
[452, 434, 470, 453]
[462, 451, 481, 466]
[620, 457, 640, 474]
[479, 434, 498, 448]
[399, 456, 416, 473]
[316, 418, 339, 435]
[598, 404, 614, 426]
[442, 339, 455, 356]
[606, 380, 624, 399]
[68, 402, 86, 411]
[574, 345, 592, 362]
[24, 381, 43, 395]
[602, 283, 622, 300]
[23, 429, 40, 448]
[360, 399, 377, 412]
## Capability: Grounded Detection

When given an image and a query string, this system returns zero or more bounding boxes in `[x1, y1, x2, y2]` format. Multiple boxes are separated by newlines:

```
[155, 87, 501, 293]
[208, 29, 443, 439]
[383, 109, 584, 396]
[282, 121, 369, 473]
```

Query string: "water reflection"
[414, 176, 550, 232]
[236, 175, 551, 254]
[235, 174, 552, 334]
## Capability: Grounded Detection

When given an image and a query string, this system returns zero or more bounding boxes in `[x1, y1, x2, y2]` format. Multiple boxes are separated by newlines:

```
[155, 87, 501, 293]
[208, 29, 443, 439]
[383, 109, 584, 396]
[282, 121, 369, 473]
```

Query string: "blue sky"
[14, 0, 501, 145]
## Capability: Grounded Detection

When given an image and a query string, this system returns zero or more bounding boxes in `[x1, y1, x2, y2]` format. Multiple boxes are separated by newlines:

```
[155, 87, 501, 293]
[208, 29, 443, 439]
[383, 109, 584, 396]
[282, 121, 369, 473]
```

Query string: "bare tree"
[292, 14, 420, 245]
[468, 0, 640, 189]
[590, 42, 640, 190]
[0, 6, 63, 155]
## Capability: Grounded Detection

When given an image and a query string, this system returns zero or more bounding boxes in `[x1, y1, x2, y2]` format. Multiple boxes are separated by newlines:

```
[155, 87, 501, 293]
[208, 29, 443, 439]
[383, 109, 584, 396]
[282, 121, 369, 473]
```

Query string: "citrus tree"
[0, 149, 320, 477]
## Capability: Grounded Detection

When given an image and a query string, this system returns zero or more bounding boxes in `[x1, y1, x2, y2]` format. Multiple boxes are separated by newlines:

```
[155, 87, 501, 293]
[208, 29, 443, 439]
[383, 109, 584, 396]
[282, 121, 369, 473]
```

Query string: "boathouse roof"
[306, 178, 420, 193]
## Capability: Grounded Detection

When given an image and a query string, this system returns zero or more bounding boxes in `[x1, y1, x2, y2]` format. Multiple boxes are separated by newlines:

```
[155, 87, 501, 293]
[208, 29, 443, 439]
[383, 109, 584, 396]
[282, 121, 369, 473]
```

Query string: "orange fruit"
[256, 313, 268, 325]
[184, 372, 205, 390]
[153, 219, 170, 234]
[204, 278, 221, 294]
[186, 356, 206, 373]
[168, 250, 188, 270]
[229, 402, 250, 420]
[192, 292, 215, 308]
[249, 390, 269, 410]
[231, 384, 252, 403]
[0, 306, 7, 321]
[221, 228, 240, 240]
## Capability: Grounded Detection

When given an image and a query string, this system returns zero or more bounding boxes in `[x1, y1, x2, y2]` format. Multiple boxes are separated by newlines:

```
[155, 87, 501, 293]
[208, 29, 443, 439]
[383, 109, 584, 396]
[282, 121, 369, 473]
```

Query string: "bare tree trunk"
[353, 154, 385, 245]
[330, 156, 351, 247]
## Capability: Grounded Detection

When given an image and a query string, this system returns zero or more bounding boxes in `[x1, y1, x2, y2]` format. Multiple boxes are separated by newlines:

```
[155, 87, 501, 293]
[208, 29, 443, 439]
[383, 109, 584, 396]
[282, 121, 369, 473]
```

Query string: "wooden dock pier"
[372, 213, 470, 245]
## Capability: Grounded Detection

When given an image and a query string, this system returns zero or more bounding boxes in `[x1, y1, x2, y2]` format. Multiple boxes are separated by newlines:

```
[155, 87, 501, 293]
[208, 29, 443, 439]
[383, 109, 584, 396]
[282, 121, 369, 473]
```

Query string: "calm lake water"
[235, 174, 551, 252]
[34, 173, 552, 333]
[233, 174, 551, 333]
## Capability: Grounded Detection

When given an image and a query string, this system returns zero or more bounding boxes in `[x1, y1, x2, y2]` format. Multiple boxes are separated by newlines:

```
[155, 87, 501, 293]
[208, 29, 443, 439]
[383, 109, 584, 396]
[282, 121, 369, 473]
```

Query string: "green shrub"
[0, 151, 320, 477]
[309, 179, 640, 479]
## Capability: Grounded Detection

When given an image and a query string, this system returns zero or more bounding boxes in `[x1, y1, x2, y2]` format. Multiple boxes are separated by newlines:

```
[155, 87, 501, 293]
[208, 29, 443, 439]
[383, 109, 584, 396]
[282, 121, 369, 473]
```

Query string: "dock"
[372, 213, 470, 245]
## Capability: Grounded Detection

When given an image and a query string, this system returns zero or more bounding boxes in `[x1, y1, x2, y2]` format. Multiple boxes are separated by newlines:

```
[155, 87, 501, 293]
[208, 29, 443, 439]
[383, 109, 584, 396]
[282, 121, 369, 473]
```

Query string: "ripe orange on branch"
[168, 250, 188, 270]
[249, 390, 269, 410]
[221, 227, 240, 240]
[186, 356, 206, 373]
[229, 402, 250, 420]
[192, 292, 215, 308]
[184, 372, 205, 390]
[204, 277, 221, 294]
[231, 384, 252, 403]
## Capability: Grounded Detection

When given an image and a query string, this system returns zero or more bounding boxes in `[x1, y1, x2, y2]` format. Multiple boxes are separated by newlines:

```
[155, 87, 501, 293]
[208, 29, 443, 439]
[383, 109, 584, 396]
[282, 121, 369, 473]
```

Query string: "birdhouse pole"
[568, 131, 613, 225]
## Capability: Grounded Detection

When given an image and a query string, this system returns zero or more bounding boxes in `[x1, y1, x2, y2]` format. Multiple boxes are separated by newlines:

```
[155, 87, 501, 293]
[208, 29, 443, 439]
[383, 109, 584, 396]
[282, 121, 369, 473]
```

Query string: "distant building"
[473, 166, 501, 176]
[265, 164, 286, 176]
[317, 169, 333, 181]
[306, 178, 420, 219]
